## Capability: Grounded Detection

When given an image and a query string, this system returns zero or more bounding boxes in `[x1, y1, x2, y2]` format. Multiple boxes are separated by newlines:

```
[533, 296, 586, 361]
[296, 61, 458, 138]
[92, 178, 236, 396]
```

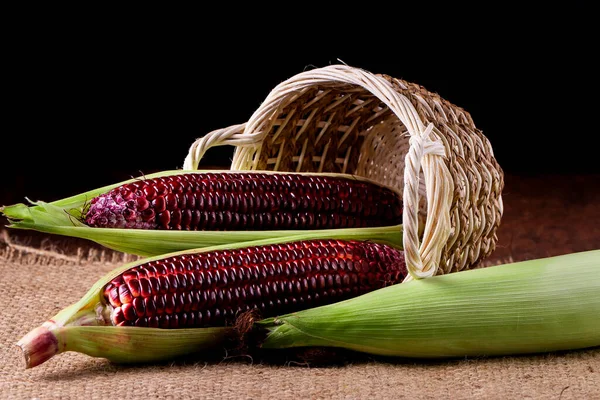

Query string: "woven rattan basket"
[183, 64, 504, 280]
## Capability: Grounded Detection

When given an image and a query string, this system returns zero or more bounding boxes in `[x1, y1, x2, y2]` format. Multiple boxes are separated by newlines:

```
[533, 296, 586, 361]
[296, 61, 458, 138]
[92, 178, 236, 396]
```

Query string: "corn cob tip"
[17, 326, 59, 369]
[85, 193, 155, 229]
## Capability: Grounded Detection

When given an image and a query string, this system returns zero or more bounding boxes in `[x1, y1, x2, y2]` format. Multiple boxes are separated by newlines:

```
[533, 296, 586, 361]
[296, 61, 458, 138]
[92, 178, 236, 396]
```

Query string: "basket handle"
[183, 123, 253, 170]
[402, 124, 453, 281]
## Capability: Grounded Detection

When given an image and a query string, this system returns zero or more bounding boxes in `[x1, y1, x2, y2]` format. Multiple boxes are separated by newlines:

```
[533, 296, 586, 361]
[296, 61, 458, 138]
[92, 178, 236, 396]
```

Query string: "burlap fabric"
[1, 174, 599, 400]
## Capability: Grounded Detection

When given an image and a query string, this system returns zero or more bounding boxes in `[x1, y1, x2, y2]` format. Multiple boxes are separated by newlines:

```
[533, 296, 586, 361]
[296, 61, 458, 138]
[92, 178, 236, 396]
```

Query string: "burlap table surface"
[1, 173, 599, 400]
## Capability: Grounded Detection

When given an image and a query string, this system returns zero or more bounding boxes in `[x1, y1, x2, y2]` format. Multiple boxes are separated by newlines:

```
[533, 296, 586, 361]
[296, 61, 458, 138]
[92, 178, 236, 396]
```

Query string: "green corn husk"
[1, 169, 403, 257]
[20, 246, 600, 368]
[258, 250, 600, 358]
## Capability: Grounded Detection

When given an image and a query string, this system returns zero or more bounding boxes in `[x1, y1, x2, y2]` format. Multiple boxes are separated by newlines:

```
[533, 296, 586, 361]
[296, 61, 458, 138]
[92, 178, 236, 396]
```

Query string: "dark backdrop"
[2, 6, 597, 207]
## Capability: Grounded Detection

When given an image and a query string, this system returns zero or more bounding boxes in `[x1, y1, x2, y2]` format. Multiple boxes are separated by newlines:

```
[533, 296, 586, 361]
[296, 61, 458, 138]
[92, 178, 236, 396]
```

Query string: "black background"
[1, 5, 597, 207]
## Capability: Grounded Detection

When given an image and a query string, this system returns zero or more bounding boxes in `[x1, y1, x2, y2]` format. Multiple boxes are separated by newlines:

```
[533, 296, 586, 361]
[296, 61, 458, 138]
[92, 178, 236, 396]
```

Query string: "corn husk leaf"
[1, 169, 403, 256]
[258, 250, 600, 358]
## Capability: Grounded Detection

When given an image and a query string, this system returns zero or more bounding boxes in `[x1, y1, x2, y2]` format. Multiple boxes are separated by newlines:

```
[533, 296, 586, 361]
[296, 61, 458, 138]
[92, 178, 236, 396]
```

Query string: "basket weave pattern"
[184, 65, 504, 279]
[382, 75, 505, 274]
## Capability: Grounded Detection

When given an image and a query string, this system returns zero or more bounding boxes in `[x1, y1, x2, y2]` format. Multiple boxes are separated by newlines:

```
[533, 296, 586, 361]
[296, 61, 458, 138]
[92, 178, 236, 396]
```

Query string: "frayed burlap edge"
[0, 229, 140, 267]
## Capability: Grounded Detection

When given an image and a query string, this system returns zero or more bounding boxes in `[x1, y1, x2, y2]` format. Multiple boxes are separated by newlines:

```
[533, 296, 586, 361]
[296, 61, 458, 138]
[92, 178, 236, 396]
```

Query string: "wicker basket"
[183, 65, 504, 280]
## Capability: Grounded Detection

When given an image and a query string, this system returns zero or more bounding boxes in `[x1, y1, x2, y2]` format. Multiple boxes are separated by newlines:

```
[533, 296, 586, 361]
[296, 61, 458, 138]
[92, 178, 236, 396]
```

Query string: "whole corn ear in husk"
[259, 250, 600, 358]
[17, 236, 407, 368]
[1, 170, 405, 257]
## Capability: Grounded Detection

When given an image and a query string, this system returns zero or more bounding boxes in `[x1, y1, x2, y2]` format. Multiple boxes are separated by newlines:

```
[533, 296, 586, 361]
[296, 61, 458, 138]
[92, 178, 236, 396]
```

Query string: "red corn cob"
[101, 239, 406, 328]
[84, 172, 403, 230]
